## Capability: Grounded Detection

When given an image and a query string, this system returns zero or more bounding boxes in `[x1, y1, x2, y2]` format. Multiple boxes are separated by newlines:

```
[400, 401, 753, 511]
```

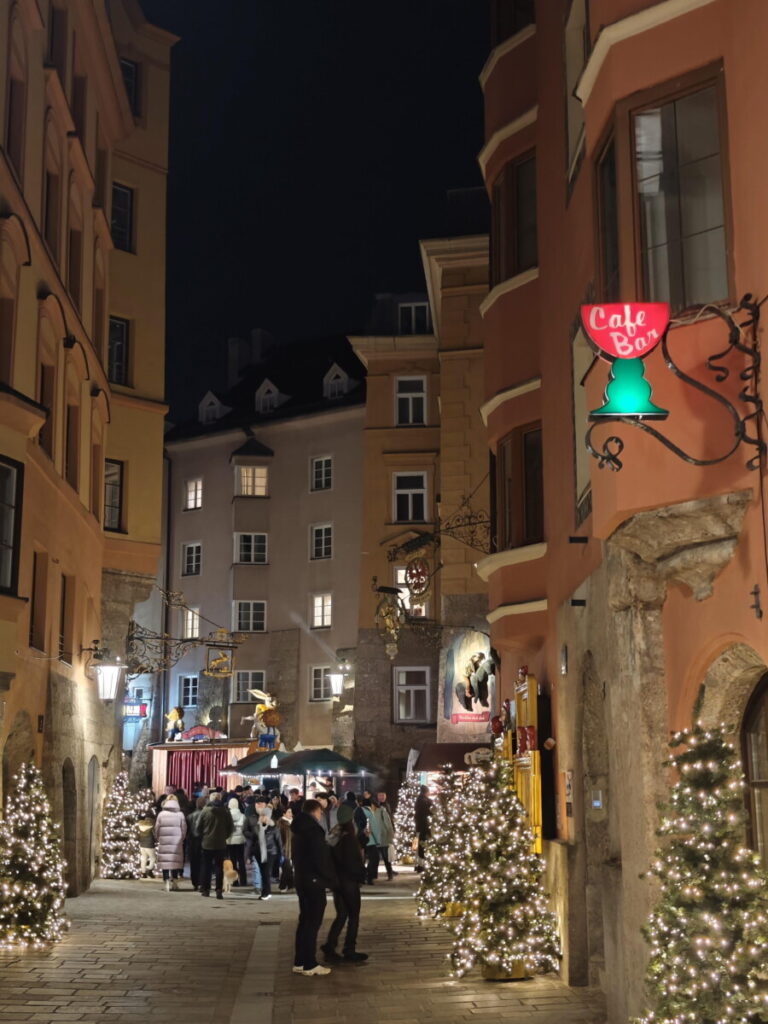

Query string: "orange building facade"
[481, 1, 768, 1018]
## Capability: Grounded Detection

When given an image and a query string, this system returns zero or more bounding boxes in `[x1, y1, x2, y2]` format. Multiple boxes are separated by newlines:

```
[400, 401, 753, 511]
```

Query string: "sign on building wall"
[437, 629, 498, 742]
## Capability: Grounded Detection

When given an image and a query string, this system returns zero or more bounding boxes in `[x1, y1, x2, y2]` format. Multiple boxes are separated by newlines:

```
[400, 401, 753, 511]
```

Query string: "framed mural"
[440, 629, 498, 740]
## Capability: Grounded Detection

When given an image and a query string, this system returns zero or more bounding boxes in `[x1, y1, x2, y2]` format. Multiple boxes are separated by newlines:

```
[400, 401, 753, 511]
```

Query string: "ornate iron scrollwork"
[585, 295, 766, 472]
[439, 496, 492, 554]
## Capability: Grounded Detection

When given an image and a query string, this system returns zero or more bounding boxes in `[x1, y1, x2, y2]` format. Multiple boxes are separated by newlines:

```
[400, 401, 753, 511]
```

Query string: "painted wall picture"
[442, 630, 497, 730]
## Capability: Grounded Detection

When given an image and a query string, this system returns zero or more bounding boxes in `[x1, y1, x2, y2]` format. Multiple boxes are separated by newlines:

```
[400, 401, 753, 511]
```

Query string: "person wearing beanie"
[321, 803, 368, 964]
[197, 791, 234, 899]
[153, 795, 187, 892]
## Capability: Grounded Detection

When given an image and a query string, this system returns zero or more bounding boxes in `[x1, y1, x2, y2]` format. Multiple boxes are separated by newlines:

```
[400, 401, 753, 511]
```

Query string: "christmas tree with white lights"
[101, 771, 141, 879]
[450, 758, 561, 978]
[417, 765, 476, 917]
[634, 723, 768, 1024]
[0, 762, 69, 948]
[393, 773, 421, 862]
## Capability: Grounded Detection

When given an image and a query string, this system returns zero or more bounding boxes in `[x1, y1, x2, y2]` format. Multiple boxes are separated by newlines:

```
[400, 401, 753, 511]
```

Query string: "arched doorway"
[741, 673, 768, 858]
[86, 756, 100, 884]
[61, 758, 78, 895]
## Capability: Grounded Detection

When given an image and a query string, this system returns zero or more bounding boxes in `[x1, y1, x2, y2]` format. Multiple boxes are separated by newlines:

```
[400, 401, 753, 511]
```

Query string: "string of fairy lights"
[100, 771, 150, 880]
[393, 773, 422, 863]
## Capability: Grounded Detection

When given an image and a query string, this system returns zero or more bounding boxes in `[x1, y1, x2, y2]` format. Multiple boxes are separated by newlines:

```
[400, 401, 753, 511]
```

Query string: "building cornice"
[478, 106, 538, 180]
[487, 599, 548, 624]
[475, 543, 547, 582]
[479, 266, 539, 318]
[479, 24, 536, 91]
[481, 377, 541, 426]
[420, 235, 489, 338]
[350, 336, 439, 368]
[575, 0, 719, 106]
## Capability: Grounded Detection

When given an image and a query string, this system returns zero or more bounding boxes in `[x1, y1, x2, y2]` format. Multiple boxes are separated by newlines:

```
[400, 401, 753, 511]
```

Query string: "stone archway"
[61, 758, 78, 895]
[697, 643, 768, 732]
[2, 709, 35, 805]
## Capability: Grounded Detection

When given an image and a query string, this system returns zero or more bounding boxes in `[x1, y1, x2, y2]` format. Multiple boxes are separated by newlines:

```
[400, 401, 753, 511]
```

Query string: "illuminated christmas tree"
[101, 771, 141, 879]
[634, 723, 768, 1024]
[416, 765, 475, 918]
[393, 773, 421, 862]
[0, 762, 69, 948]
[450, 758, 561, 978]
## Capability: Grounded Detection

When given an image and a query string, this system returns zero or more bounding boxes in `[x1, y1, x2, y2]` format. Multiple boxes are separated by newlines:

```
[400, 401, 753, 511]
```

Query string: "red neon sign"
[581, 303, 670, 361]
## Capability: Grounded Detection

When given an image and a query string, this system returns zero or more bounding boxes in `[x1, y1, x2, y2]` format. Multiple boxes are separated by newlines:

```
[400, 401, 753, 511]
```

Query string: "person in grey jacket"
[197, 793, 234, 899]
[226, 797, 248, 887]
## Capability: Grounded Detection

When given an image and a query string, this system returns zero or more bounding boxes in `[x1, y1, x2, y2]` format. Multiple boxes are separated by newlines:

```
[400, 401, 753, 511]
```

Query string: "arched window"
[742, 672, 768, 858]
[5, 6, 27, 181]
[42, 114, 63, 264]
[0, 230, 20, 386]
[67, 174, 83, 310]
[92, 241, 105, 356]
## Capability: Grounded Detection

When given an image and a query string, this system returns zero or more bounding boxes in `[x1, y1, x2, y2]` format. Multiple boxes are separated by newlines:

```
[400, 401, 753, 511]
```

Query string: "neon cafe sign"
[581, 302, 669, 420]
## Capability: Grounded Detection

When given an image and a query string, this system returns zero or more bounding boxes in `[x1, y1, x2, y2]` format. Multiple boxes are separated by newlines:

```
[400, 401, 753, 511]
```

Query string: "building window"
[0, 295, 14, 386]
[120, 58, 141, 117]
[743, 675, 768, 860]
[108, 317, 129, 385]
[396, 377, 426, 426]
[490, 0, 535, 46]
[236, 465, 268, 497]
[72, 73, 87, 137]
[180, 675, 198, 708]
[310, 524, 333, 560]
[633, 82, 727, 311]
[38, 364, 55, 457]
[65, 403, 80, 490]
[311, 456, 332, 492]
[256, 386, 277, 414]
[43, 171, 61, 258]
[111, 183, 134, 252]
[182, 542, 202, 576]
[496, 422, 544, 549]
[234, 669, 265, 703]
[29, 550, 48, 651]
[394, 472, 427, 523]
[564, 0, 587, 177]
[184, 478, 202, 510]
[181, 606, 200, 640]
[327, 373, 345, 399]
[393, 667, 432, 724]
[235, 600, 266, 633]
[236, 532, 267, 564]
[597, 139, 619, 301]
[67, 222, 82, 310]
[491, 153, 537, 286]
[58, 573, 74, 664]
[311, 593, 332, 629]
[572, 330, 593, 523]
[394, 567, 427, 618]
[6, 76, 26, 180]
[0, 457, 22, 593]
[310, 666, 332, 702]
[398, 302, 431, 335]
[104, 459, 123, 531]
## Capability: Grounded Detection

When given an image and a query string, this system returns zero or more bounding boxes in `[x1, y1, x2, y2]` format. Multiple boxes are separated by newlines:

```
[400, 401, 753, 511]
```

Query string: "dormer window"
[323, 363, 350, 400]
[255, 378, 283, 414]
[201, 401, 217, 424]
[398, 302, 431, 335]
[197, 390, 229, 425]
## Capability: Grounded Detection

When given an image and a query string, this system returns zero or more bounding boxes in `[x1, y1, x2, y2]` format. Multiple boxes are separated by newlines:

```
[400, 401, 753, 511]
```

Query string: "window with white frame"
[394, 566, 427, 618]
[393, 666, 431, 723]
[236, 465, 268, 497]
[396, 377, 426, 426]
[233, 669, 265, 703]
[182, 542, 202, 576]
[393, 472, 427, 522]
[235, 532, 267, 564]
[398, 302, 431, 335]
[310, 524, 333, 560]
[327, 373, 345, 398]
[311, 456, 332, 492]
[184, 478, 202, 510]
[310, 666, 332, 701]
[235, 600, 266, 633]
[181, 606, 200, 639]
[180, 674, 198, 707]
[256, 385, 277, 414]
[311, 593, 332, 629]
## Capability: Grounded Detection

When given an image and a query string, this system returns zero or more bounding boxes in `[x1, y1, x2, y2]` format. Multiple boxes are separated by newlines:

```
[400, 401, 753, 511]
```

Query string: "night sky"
[138, 1, 489, 418]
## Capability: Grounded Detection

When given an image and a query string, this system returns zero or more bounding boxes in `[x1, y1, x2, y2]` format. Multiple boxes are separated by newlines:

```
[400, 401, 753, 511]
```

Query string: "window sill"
[310, 626, 332, 632]
[234, 562, 269, 567]
[104, 526, 128, 535]
[181, 572, 201, 578]
[310, 556, 333, 562]
[182, 507, 202, 513]
[234, 494, 269, 500]
[395, 422, 428, 429]
[393, 721, 436, 728]
[309, 697, 333, 704]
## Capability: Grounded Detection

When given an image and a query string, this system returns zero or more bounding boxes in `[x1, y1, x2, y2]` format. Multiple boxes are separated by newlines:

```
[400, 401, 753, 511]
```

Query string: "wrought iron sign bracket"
[585, 295, 766, 473]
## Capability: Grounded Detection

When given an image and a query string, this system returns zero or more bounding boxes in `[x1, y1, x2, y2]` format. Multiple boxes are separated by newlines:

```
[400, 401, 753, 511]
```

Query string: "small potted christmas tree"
[0, 762, 69, 948]
[101, 771, 141, 879]
[450, 758, 561, 981]
[634, 722, 768, 1023]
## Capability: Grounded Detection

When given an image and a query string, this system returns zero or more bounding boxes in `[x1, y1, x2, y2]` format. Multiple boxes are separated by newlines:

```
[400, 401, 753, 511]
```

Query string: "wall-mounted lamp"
[328, 672, 344, 698]
[81, 641, 124, 702]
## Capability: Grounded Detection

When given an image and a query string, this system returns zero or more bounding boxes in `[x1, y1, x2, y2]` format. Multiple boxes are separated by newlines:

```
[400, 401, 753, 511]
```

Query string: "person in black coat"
[414, 785, 432, 873]
[320, 804, 368, 963]
[291, 800, 339, 976]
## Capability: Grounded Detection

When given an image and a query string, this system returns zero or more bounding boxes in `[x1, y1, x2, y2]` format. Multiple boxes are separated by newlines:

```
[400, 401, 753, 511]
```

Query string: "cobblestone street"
[0, 871, 606, 1024]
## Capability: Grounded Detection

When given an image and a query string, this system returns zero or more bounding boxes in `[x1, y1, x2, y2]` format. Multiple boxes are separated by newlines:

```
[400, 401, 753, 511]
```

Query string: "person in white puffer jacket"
[226, 797, 247, 887]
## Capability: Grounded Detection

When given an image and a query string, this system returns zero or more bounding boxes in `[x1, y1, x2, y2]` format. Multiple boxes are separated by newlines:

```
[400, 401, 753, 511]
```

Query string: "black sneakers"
[320, 945, 343, 963]
[343, 951, 369, 962]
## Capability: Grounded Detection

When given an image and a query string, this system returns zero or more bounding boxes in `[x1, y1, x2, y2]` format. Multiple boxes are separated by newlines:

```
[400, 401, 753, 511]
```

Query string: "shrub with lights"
[393, 773, 422, 863]
[0, 762, 69, 948]
[416, 764, 468, 917]
[101, 771, 141, 879]
[450, 758, 561, 979]
[634, 722, 768, 1024]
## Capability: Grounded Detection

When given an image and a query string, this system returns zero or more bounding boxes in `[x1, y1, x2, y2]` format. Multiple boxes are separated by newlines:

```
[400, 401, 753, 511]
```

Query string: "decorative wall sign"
[203, 646, 234, 678]
[405, 556, 431, 597]
[582, 302, 670, 420]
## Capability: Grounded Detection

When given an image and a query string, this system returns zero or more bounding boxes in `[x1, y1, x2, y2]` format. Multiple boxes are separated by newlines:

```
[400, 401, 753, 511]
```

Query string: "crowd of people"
[135, 780, 401, 976]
